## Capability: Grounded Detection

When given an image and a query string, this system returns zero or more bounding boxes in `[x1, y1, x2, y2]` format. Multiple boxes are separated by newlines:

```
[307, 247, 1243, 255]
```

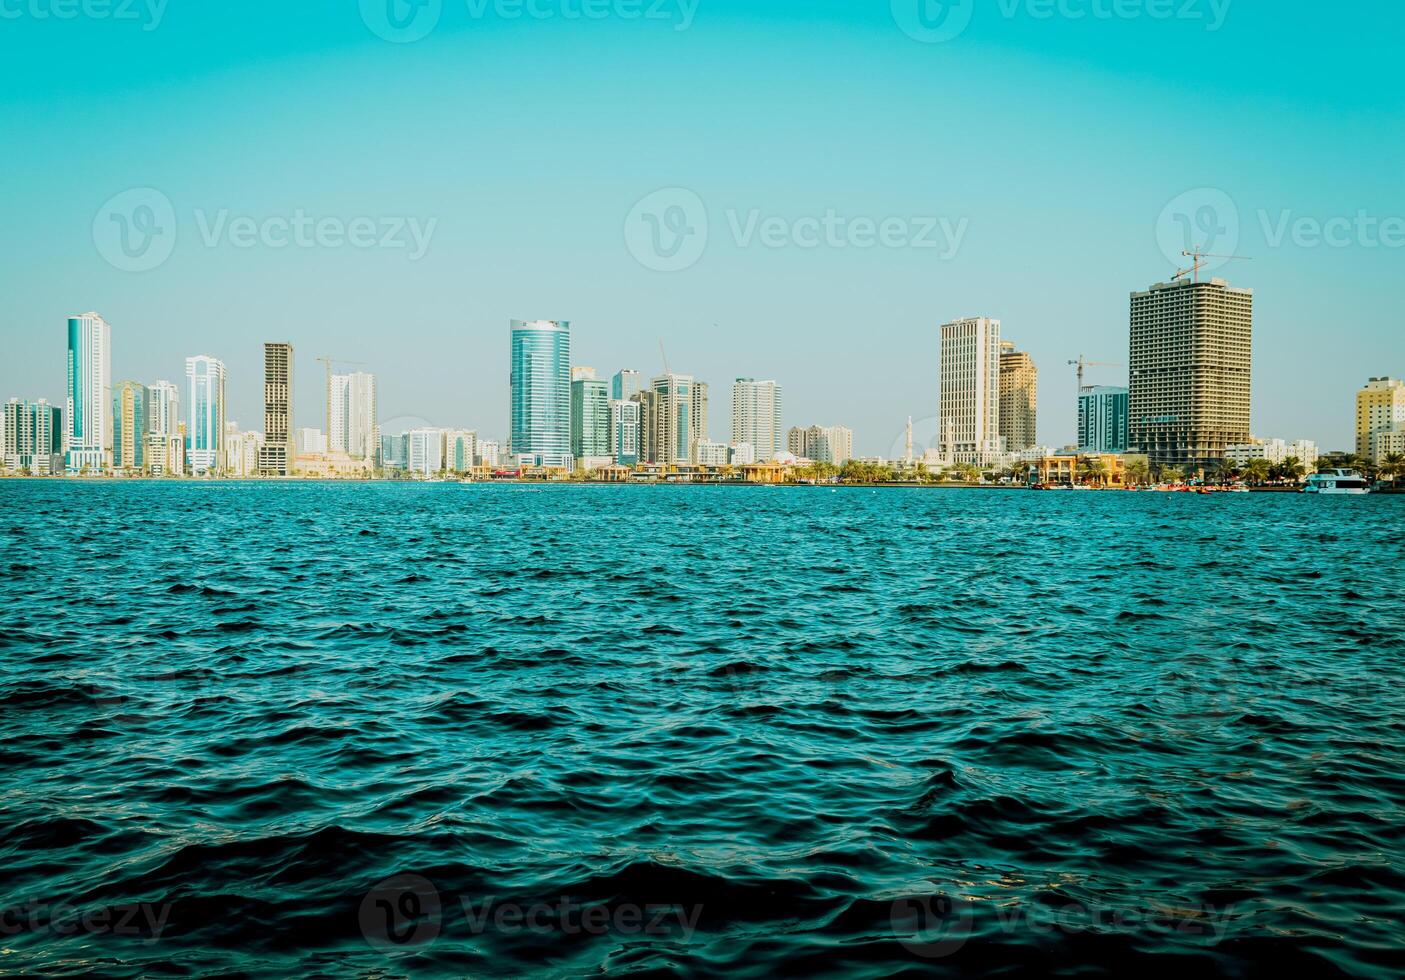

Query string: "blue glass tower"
[510, 320, 571, 468]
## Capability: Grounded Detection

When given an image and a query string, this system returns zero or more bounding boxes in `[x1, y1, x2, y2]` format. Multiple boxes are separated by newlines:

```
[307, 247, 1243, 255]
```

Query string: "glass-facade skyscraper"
[510, 319, 571, 468]
[185, 355, 227, 475]
[112, 381, 148, 472]
[65, 312, 112, 473]
[1078, 386, 1130, 454]
[571, 373, 610, 460]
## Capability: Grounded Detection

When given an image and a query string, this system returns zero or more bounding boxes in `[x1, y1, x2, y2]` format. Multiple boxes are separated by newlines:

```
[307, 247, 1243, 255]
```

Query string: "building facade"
[612, 369, 642, 402]
[1129, 277, 1253, 468]
[1355, 377, 1405, 457]
[787, 425, 854, 465]
[3, 398, 63, 474]
[997, 343, 1038, 453]
[185, 356, 226, 475]
[407, 428, 446, 476]
[509, 319, 571, 468]
[1224, 438, 1319, 471]
[1078, 385, 1129, 454]
[651, 374, 709, 465]
[570, 369, 611, 461]
[65, 312, 112, 473]
[731, 378, 783, 462]
[258, 343, 294, 476]
[610, 399, 640, 466]
[112, 381, 147, 472]
[444, 429, 477, 473]
[329, 372, 378, 462]
[225, 427, 264, 477]
[940, 316, 1003, 463]
[631, 389, 660, 465]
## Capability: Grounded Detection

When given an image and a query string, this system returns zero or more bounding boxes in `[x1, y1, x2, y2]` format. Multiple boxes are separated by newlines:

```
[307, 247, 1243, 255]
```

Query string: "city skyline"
[3, 4, 1400, 454]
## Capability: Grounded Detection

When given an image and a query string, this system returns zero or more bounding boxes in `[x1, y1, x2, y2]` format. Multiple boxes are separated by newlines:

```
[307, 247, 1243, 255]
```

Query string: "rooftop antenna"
[658, 340, 672, 377]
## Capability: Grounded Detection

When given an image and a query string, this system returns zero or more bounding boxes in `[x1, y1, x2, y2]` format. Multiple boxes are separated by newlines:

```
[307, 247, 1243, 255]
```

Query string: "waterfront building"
[1370, 425, 1405, 464]
[570, 369, 611, 460]
[407, 428, 446, 476]
[225, 427, 264, 477]
[112, 381, 148, 472]
[1029, 452, 1132, 488]
[731, 378, 783, 461]
[329, 372, 378, 461]
[696, 440, 730, 466]
[258, 343, 294, 476]
[185, 355, 226, 476]
[632, 389, 660, 465]
[1224, 438, 1319, 472]
[65, 312, 112, 473]
[729, 442, 756, 466]
[1355, 377, 1405, 457]
[787, 425, 854, 465]
[610, 399, 640, 466]
[509, 319, 571, 468]
[1129, 277, 1253, 468]
[612, 369, 642, 402]
[296, 428, 327, 454]
[939, 316, 1004, 464]
[477, 439, 501, 468]
[3, 398, 63, 474]
[1078, 386, 1130, 454]
[380, 433, 409, 471]
[651, 373, 709, 464]
[444, 429, 477, 473]
[998, 343, 1038, 453]
[147, 381, 179, 441]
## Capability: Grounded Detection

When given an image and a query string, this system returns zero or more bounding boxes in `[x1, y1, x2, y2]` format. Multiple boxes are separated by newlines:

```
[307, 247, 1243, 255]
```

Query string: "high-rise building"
[380, 433, 409, 471]
[65, 312, 112, 473]
[939, 316, 1003, 463]
[1355, 377, 1405, 457]
[787, 425, 854, 465]
[147, 381, 179, 440]
[1078, 386, 1130, 454]
[998, 342, 1037, 453]
[570, 369, 610, 461]
[225, 426, 264, 477]
[731, 379, 783, 462]
[258, 343, 294, 476]
[3, 399, 63, 474]
[296, 428, 327, 454]
[612, 369, 642, 402]
[185, 355, 226, 475]
[631, 389, 660, 465]
[510, 319, 571, 468]
[1129, 277, 1253, 468]
[329, 372, 378, 461]
[444, 429, 477, 473]
[112, 381, 148, 472]
[407, 428, 445, 476]
[476, 439, 501, 468]
[610, 400, 640, 466]
[651, 374, 708, 464]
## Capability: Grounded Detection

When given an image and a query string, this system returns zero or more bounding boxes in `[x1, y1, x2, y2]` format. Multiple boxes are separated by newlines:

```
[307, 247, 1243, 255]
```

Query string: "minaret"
[905, 417, 914, 463]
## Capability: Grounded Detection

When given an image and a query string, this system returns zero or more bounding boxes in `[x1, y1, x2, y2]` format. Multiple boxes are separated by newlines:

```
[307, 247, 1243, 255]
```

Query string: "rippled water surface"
[2, 482, 1403, 977]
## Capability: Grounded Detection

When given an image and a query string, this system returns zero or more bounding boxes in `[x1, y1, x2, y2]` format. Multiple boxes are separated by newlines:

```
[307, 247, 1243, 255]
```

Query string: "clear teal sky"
[2, 0, 1401, 453]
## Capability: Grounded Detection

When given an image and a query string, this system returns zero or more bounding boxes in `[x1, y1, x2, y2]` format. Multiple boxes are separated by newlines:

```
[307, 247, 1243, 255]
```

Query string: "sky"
[1, 0, 1402, 455]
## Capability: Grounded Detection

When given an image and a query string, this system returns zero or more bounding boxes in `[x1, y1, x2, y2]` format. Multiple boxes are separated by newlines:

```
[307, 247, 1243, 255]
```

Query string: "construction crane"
[316, 356, 367, 435]
[1174, 247, 1252, 283]
[1067, 355, 1123, 393]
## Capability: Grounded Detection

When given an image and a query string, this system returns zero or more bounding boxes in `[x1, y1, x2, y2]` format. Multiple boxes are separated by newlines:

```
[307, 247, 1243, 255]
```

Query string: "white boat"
[1303, 469, 1370, 495]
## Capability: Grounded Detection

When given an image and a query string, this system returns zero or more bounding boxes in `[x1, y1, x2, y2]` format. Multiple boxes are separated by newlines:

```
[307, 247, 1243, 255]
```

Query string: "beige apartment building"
[1355, 377, 1405, 458]
[998, 341, 1038, 453]
[940, 316, 1004, 463]
[1129, 277, 1253, 468]
[258, 342, 295, 476]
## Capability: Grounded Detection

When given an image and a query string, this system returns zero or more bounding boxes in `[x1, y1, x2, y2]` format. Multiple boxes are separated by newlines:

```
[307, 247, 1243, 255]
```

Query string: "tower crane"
[1067, 356, 1123, 393]
[1174, 247, 1252, 283]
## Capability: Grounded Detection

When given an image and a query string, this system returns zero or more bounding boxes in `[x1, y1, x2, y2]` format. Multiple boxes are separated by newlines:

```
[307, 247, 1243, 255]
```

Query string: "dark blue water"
[2, 482, 1402, 977]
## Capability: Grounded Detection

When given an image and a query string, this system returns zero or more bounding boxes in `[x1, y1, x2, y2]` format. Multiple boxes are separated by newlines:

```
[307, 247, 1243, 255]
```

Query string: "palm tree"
[1080, 457, 1108, 487]
[1280, 455, 1305, 484]
[1124, 456, 1150, 487]
[1161, 465, 1186, 485]
[1382, 452, 1404, 487]
[1241, 459, 1269, 486]
[1218, 458, 1241, 484]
